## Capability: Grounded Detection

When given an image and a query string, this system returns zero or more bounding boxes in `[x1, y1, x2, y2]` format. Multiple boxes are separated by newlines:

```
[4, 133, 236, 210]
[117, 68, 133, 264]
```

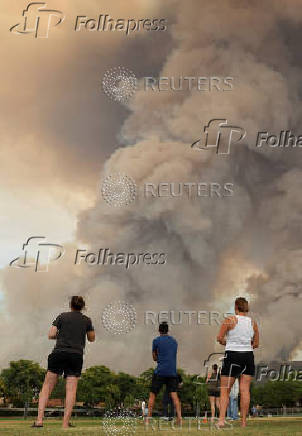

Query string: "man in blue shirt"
[146, 322, 182, 426]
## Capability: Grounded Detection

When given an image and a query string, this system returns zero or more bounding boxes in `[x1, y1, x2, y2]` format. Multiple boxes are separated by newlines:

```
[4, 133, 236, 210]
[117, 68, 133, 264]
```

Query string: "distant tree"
[1, 360, 45, 410]
[124, 393, 135, 408]
[136, 368, 154, 402]
[251, 380, 302, 408]
[77, 366, 116, 406]
[115, 372, 137, 402]
[104, 384, 121, 408]
[0, 376, 8, 405]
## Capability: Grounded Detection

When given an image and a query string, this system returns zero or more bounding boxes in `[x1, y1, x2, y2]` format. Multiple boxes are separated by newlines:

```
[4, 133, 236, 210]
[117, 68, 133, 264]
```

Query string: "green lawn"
[0, 417, 302, 435]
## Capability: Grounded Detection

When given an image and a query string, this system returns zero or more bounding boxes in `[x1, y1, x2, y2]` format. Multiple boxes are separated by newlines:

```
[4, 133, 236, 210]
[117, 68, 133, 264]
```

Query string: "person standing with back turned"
[216, 297, 259, 428]
[146, 322, 182, 426]
[33, 296, 95, 429]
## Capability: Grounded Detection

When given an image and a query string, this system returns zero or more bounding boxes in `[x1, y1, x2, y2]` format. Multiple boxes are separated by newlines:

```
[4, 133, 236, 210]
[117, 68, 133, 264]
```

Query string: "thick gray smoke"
[1, 0, 302, 374]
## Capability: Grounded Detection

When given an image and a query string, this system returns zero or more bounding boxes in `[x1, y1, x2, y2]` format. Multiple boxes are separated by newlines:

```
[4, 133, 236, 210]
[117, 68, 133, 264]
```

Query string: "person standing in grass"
[206, 364, 220, 421]
[216, 297, 259, 429]
[33, 296, 95, 429]
[146, 322, 182, 426]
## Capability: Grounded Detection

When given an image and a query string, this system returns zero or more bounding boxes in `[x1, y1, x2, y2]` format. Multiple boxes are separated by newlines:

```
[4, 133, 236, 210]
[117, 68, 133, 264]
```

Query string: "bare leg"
[218, 376, 235, 426]
[209, 397, 215, 420]
[239, 375, 251, 427]
[36, 371, 58, 425]
[63, 377, 78, 428]
[216, 397, 220, 413]
[170, 392, 182, 425]
[146, 392, 156, 424]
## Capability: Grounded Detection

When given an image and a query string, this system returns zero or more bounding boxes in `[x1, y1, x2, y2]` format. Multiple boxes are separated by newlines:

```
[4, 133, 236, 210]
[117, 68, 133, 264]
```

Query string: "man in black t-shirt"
[33, 296, 95, 429]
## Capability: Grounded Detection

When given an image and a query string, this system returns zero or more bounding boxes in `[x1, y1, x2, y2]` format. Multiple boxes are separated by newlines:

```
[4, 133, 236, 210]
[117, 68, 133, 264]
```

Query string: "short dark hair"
[159, 322, 169, 334]
[71, 296, 85, 311]
[235, 297, 249, 313]
[213, 364, 218, 371]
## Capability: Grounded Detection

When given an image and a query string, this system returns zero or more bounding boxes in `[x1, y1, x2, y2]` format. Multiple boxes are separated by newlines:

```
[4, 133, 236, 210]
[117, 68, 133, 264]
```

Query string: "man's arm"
[152, 338, 158, 361]
[87, 330, 95, 342]
[86, 318, 95, 342]
[48, 326, 58, 340]
[252, 320, 259, 349]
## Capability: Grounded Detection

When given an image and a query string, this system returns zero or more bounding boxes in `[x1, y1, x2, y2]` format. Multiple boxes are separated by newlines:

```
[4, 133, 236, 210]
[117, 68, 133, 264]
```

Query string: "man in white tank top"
[216, 297, 259, 428]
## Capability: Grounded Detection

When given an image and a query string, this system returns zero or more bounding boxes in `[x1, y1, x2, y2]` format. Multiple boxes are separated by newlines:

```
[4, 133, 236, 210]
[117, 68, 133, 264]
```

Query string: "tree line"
[0, 360, 302, 411]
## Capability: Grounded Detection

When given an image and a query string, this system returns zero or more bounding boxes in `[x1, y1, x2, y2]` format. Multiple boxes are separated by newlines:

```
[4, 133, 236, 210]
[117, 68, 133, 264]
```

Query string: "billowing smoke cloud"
[1, 0, 302, 374]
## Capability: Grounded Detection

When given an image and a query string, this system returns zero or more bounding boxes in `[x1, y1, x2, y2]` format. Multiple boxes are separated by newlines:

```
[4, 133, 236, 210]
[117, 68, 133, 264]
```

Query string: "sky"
[1, 0, 302, 375]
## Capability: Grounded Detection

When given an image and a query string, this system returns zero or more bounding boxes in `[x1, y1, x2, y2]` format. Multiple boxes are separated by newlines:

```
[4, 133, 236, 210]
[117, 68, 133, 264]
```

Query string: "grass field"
[0, 417, 302, 436]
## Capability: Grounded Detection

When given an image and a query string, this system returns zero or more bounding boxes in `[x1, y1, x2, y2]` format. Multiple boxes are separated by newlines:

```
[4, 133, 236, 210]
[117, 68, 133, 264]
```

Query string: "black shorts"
[221, 351, 255, 377]
[48, 351, 83, 378]
[151, 374, 178, 394]
[207, 390, 220, 398]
